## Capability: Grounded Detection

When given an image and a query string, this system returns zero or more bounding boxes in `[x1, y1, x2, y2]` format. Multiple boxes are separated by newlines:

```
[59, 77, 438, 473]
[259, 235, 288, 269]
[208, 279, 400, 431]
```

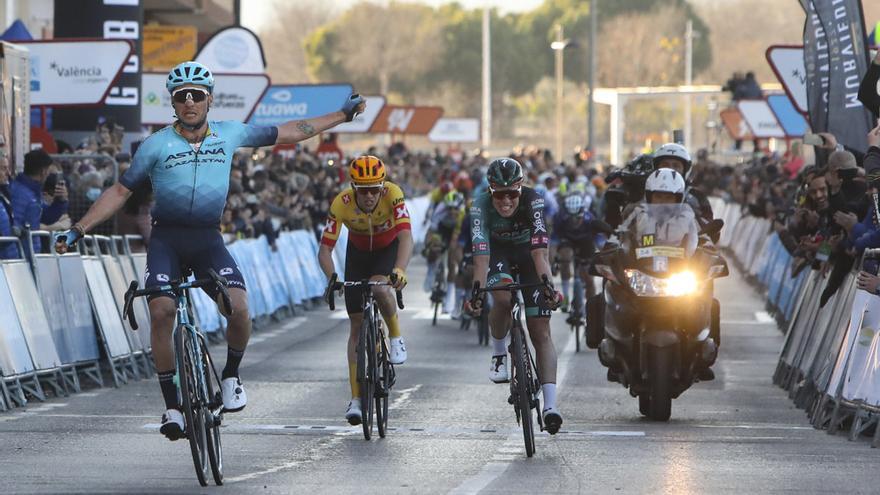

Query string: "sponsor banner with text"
[143, 25, 197, 71]
[248, 84, 353, 127]
[141, 72, 270, 125]
[369, 105, 443, 134]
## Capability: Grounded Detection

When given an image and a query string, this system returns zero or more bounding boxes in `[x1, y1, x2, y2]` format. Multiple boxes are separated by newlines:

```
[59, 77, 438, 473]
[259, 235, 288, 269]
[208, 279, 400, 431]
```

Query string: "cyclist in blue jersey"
[54, 61, 365, 440]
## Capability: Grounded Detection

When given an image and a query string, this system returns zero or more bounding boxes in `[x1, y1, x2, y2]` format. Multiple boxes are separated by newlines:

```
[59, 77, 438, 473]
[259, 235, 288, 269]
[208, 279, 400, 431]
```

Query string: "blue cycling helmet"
[166, 61, 214, 94]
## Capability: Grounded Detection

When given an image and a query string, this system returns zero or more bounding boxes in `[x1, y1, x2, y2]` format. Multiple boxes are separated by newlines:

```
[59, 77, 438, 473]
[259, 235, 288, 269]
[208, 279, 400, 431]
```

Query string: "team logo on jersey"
[157, 273, 170, 282]
[532, 211, 547, 234]
[531, 235, 549, 246]
[477, 242, 487, 252]
[375, 219, 392, 232]
[219, 267, 234, 276]
[325, 219, 338, 235]
[342, 194, 352, 205]
[394, 204, 410, 219]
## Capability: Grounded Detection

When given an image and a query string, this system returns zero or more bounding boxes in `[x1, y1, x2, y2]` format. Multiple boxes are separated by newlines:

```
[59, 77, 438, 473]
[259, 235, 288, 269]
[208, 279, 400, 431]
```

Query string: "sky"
[242, 0, 545, 31]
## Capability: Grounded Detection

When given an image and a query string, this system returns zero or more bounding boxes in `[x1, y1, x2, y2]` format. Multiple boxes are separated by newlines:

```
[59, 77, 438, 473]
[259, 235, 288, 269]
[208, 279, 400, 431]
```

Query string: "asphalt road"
[1, 260, 878, 494]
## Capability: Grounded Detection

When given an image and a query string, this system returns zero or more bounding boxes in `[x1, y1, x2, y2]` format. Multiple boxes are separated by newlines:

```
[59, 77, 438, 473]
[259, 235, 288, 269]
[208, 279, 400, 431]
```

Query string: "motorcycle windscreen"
[619, 203, 700, 275]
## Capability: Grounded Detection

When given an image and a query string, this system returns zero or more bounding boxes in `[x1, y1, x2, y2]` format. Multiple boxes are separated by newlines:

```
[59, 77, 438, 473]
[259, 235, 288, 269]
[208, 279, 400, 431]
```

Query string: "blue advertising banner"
[248, 84, 352, 127]
[767, 94, 808, 137]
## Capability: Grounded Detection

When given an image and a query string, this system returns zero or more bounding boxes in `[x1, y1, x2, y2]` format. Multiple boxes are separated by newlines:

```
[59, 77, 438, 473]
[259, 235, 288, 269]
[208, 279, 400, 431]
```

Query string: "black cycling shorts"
[145, 225, 246, 301]
[486, 243, 552, 318]
[344, 239, 398, 314]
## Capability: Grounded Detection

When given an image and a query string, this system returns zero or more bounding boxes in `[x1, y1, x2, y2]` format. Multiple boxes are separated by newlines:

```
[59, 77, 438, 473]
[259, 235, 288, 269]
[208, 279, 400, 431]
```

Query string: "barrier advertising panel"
[248, 84, 353, 127]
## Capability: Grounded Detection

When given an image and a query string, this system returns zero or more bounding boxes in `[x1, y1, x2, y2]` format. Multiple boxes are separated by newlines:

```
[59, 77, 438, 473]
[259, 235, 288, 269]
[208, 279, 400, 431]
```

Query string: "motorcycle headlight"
[625, 269, 700, 297]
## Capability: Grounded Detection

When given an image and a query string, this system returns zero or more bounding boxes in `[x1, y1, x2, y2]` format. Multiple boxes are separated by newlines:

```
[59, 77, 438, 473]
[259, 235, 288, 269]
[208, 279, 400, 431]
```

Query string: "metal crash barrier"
[715, 197, 880, 448]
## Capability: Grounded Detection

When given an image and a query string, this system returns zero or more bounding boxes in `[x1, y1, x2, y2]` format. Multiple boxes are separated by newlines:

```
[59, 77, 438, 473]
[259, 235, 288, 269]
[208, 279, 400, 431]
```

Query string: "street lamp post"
[551, 25, 575, 165]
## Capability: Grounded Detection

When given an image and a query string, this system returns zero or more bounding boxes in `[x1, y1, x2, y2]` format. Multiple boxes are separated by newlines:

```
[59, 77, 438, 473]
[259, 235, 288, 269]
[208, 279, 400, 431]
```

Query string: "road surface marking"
[389, 384, 422, 411]
[754, 311, 774, 323]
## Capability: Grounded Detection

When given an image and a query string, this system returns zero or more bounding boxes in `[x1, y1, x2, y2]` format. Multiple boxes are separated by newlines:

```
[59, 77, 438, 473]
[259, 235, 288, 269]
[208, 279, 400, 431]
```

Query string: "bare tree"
[596, 5, 690, 88]
[315, 1, 445, 96]
[258, 0, 339, 84]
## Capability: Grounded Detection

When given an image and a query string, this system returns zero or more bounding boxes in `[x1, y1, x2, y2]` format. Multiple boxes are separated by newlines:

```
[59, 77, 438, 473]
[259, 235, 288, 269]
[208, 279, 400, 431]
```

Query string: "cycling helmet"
[652, 143, 692, 178]
[644, 169, 686, 203]
[349, 155, 386, 185]
[453, 171, 473, 193]
[166, 61, 215, 94]
[563, 194, 586, 216]
[486, 158, 524, 188]
[443, 191, 464, 210]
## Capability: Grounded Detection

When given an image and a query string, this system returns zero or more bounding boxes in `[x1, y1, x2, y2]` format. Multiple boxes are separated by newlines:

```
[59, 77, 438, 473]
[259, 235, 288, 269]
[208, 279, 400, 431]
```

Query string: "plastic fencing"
[717, 198, 880, 447]
[0, 195, 432, 410]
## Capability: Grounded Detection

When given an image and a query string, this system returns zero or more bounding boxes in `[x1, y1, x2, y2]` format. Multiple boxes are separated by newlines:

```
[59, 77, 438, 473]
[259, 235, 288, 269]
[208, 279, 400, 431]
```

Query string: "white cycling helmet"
[563, 193, 586, 215]
[652, 143, 692, 178]
[644, 169, 686, 202]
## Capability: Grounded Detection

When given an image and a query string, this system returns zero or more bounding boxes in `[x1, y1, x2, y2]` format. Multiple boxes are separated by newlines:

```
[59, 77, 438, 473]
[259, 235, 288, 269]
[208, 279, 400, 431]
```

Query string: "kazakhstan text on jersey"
[120, 121, 277, 227]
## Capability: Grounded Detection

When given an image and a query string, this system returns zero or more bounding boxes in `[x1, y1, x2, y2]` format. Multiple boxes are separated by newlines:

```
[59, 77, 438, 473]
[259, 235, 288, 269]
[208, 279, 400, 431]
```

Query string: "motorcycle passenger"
[465, 157, 565, 434]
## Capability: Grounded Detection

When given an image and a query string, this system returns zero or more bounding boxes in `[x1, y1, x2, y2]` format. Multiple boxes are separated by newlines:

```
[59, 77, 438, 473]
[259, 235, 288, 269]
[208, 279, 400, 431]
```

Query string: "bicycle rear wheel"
[202, 346, 223, 485]
[175, 325, 210, 486]
[511, 325, 536, 457]
[358, 315, 376, 440]
[375, 335, 391, 438]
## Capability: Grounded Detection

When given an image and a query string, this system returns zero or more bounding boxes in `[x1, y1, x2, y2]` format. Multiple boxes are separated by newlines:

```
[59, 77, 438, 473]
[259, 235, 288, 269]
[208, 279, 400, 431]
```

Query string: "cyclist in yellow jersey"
[318, 155, 413, 425]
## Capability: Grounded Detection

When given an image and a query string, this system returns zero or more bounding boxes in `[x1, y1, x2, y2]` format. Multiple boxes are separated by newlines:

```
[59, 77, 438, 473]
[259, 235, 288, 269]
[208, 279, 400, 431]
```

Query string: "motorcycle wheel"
[647, 347, 673, 421]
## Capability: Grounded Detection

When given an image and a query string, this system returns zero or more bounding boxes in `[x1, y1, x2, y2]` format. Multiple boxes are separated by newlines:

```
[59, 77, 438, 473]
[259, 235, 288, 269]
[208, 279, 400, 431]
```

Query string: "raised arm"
[275, 94, 365, 145]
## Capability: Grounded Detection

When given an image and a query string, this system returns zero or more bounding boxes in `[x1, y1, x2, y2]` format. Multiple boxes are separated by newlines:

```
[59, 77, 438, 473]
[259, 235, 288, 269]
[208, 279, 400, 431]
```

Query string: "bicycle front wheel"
[358, 316, 376, 440]
[511, 325, 536, 457]
[202, 346, 223, 485]
[175, 325, 210, 486]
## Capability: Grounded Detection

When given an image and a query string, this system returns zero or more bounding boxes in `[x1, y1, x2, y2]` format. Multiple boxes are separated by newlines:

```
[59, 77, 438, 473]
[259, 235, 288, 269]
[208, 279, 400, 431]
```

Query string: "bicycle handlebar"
[123, 268, 231, 331]
[325, 273, 405, 311]
[469, 274, 556, 312]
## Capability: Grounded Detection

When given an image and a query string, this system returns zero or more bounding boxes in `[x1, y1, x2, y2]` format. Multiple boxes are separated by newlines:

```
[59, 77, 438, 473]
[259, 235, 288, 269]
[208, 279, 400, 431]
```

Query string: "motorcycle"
[587, 204, 728, 421]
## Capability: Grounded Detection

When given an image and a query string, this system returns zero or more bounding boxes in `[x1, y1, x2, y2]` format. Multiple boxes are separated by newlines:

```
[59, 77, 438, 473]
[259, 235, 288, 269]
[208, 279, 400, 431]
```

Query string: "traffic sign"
[766, 45, 808, 114]
[737, 99, 786, 139]
[767, 94, 809, 137]
[720, 108, 754, 141]
[248, 84, 353, 127]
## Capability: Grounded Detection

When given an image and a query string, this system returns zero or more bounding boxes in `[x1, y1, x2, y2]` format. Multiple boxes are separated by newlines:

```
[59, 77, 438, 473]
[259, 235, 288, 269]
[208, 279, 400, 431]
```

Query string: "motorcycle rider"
[620, 168, 715, 381]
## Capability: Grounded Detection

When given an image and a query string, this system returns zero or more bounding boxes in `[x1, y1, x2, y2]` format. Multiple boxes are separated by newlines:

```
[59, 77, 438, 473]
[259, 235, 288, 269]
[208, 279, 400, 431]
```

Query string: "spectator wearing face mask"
[10, 149, 69, 253]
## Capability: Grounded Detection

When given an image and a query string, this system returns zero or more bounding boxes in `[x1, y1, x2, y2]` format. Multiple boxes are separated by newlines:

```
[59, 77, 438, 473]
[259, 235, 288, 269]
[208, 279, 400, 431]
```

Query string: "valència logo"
[49, 61, 103, 78]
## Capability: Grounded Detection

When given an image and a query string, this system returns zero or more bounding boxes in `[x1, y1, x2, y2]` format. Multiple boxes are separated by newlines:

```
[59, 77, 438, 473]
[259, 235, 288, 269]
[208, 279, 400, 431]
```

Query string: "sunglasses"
[490, 187, 521, 200]
[354, 184, 384, 196]
[172, 88, 209, 104]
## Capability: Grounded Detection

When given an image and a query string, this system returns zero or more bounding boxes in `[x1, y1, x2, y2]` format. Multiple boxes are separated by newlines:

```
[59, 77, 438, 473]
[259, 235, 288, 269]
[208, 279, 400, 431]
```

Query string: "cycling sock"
[158, 370, 179, 410]
[561, 279, 571, 302]
[444, 289, 455, 312]
[542, 383, 557, 411]
[349, 362, 360, 398]
[492, 335, 507, 356]
[386, 313, 401, 339]
[455, 288, 466, 309]
[222, 346, 245, 380]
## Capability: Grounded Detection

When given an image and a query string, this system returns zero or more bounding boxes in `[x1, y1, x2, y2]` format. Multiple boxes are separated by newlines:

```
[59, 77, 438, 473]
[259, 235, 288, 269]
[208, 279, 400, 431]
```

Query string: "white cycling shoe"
[389, 338, 407, 365]
[346, 399, 363, 425]
[160, 409, 186, 441]
[221, 377, 247, 412]
[489, 355, 509, 383]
